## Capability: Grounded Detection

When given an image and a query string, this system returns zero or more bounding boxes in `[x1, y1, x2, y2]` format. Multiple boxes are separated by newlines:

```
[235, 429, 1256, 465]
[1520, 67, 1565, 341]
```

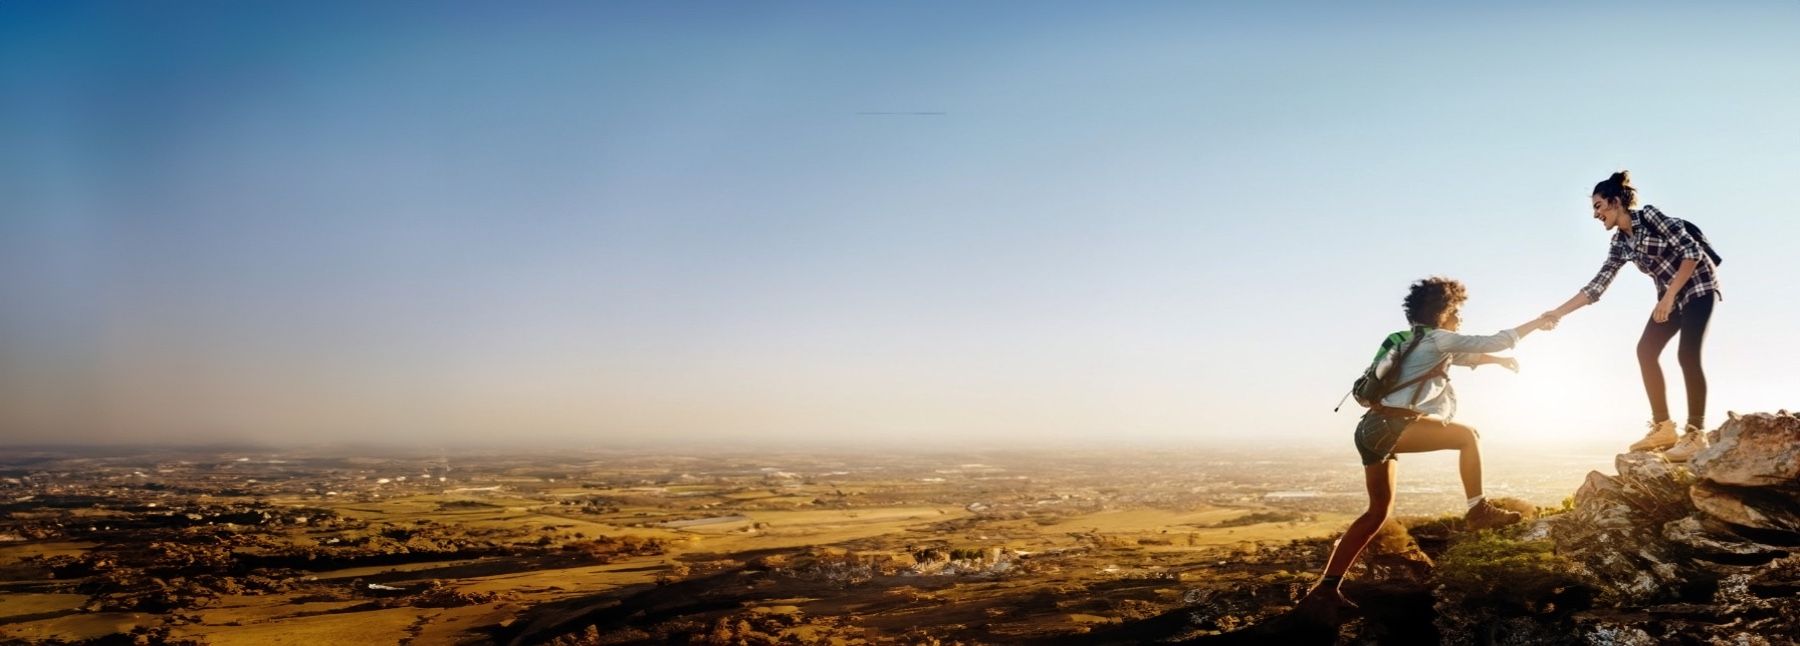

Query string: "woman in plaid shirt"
[1542, 171, 1722, 460]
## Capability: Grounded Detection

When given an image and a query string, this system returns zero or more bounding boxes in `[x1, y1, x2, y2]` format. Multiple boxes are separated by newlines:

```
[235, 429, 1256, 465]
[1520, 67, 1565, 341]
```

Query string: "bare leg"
[1321, 460, 1396, 577]
[1391, 418, 1482, 500]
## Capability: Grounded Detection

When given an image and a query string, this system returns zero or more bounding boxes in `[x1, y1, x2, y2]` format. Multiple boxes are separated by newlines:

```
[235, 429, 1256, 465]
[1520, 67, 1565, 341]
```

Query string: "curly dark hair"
[1404, 276, 1468, 327]
[1593, 170, 1638, 209]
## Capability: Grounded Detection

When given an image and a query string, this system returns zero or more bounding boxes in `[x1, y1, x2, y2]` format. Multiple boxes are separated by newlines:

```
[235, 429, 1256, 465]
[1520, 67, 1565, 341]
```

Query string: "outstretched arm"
[1543, 292, 1592, 326]
[1551, 238, 1630, 326]
[1432, 313, 1556, 355]
[1456, 353, 1520, 373]
[1510, 313, 1555, 341]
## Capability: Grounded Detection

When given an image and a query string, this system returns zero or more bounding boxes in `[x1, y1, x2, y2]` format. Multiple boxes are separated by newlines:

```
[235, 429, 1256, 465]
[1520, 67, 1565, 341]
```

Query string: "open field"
[0, 447, 1600, 644]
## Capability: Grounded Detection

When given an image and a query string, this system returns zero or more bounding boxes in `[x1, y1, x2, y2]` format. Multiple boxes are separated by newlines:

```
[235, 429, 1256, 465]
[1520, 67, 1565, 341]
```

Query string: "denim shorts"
[1354, 410, 1417, 466]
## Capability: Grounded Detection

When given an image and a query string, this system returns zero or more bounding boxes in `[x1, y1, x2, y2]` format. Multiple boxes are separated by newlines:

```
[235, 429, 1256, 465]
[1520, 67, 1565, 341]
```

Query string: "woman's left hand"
[1652, 298, 1675, 323]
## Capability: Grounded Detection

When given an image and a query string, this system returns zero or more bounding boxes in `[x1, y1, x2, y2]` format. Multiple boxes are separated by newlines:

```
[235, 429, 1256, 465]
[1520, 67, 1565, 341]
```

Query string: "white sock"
[1466, 495, 1484, 510]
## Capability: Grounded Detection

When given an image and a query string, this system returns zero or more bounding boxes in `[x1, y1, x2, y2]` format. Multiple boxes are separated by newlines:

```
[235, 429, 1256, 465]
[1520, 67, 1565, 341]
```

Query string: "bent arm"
[1661, 258, 1699, 304]
[1452, 352, 1502, 368]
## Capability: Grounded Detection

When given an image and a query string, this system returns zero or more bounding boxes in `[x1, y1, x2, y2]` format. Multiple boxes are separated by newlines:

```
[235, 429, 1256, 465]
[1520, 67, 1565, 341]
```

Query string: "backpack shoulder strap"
[1371, 330, 1411, 365]
[1377, 327, 1447, 402]
[1401, 357, 1452, 407]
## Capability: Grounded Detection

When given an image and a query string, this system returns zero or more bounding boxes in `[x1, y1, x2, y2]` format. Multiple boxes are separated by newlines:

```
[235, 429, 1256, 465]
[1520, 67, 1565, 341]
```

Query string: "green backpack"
[1336, 326, 1449, 412]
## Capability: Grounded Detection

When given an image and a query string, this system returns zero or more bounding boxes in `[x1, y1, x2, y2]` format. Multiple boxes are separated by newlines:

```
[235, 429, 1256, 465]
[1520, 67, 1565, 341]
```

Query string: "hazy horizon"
[4, 2, 1798, 448]
[0, 420, 1643, 463]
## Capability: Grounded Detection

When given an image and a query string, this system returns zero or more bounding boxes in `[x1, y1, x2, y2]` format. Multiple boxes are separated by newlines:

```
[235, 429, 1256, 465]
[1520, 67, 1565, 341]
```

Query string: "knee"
[1677, 347, 1705, 371]
[1362, 503, 1393, 521]
[1457, 426, 1479, 448]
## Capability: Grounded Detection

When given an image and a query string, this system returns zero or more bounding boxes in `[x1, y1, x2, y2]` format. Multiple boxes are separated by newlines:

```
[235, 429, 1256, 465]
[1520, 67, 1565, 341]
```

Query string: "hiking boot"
[1465, 499, 1523, 531]
[1664, 425, 1711, 462]
[1629, 420, 1679, 452]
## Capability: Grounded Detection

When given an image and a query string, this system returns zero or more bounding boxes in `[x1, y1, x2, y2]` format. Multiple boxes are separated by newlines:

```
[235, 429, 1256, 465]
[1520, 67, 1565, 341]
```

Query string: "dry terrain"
[0, 446, 1602, 644]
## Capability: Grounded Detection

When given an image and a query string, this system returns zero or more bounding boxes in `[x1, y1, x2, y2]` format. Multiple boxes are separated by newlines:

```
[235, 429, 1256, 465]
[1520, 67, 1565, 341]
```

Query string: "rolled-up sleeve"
[1432, 329, 1519, 354]
[1581, 241, 1628, 304]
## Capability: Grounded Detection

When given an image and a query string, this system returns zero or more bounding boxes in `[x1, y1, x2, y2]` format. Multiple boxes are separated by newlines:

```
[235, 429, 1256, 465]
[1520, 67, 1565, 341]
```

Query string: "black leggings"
[1637, 294, 1715, 429]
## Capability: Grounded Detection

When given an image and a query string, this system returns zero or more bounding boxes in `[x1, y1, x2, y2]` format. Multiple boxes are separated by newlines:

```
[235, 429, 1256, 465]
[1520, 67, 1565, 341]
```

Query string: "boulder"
[1612, 452, 1692, 515]
[1689, 481, 1800, 536]
[1575, 470, 1619, 501]
[1660, 514, 1788, 565]
[1691, 411, 1800, 486]
[1615, 452, 1674, 484]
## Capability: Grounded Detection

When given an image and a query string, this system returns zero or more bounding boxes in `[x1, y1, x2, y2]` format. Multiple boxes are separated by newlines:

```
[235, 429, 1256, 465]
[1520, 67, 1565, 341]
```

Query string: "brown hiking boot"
[1629, 420, 1679, 452]
[1464, 499, 1523, 531]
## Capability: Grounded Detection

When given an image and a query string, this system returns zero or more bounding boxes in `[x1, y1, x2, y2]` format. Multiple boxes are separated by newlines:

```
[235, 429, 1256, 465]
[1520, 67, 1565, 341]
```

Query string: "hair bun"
[1593, 170, 1640, 208]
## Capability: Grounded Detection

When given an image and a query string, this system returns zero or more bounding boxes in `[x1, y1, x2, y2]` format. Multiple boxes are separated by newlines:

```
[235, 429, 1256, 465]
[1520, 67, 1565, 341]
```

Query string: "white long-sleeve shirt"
[1372, 328, 1520, 421]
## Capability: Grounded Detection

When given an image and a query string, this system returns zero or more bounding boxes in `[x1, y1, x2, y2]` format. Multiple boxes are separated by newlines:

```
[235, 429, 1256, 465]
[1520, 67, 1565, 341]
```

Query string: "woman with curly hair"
[1541, 171, 1723, 461]
[1303, 277, 1555, 612]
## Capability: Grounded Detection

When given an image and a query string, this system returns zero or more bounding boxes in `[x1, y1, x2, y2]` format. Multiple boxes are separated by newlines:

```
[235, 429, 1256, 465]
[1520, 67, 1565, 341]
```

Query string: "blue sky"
[3, 2, 1797, 450]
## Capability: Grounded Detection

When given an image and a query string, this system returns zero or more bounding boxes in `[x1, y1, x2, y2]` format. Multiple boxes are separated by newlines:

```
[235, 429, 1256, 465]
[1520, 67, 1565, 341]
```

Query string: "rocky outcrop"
[1541, 410, 1800, 643]
[1551, 452, 1704, 603]
[1693, 411, 1800, 486]
[1689, 482, 1800, 536]
[1684, 411, 1800, 541]
[1684, 412, 1800, 548]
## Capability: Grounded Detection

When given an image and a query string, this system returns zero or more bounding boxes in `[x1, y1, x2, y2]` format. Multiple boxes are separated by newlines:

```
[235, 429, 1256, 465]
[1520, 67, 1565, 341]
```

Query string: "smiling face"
[1591, 193, 1630, 231]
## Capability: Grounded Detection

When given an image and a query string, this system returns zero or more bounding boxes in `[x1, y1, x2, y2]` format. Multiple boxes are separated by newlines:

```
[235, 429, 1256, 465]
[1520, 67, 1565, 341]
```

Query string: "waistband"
[1370, 406, 1425, 420]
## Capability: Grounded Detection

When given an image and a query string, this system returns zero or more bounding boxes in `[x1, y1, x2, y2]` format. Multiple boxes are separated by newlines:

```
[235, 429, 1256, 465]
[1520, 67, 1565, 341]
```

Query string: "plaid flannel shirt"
[1580, 205, 1721, 311]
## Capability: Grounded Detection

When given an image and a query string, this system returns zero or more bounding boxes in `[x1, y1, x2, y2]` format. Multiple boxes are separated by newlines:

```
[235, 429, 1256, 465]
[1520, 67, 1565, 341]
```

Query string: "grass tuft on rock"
[1432, 530, 1595, 614]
